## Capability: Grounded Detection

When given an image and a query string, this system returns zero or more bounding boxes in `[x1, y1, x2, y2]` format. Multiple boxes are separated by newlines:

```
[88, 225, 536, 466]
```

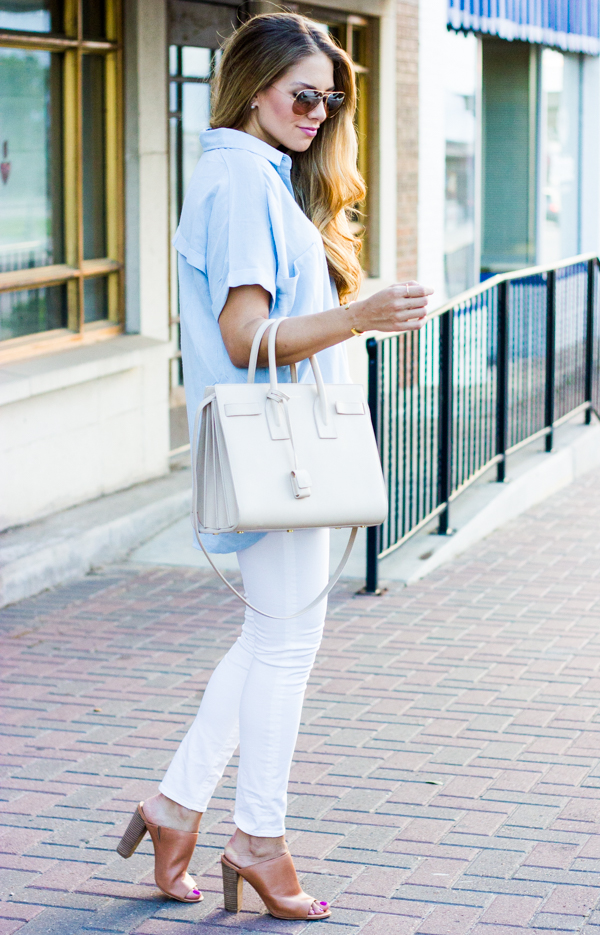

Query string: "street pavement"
[2, 467, 600, 935]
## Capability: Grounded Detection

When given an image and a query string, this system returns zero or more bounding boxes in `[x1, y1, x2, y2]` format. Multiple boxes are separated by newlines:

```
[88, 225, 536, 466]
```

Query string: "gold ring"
[405, 283, 410, 298]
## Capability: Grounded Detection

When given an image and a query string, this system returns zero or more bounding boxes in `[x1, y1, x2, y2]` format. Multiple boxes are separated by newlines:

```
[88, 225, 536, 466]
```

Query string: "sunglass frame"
[291, 89, 345, 117]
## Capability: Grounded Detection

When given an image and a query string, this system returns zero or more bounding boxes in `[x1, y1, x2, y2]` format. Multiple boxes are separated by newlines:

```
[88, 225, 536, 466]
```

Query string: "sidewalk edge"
[0, 480, 191, 608]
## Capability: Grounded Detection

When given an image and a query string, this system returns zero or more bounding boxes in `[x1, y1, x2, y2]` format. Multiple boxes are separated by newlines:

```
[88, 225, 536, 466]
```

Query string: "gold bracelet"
[343, 302, 364, 336]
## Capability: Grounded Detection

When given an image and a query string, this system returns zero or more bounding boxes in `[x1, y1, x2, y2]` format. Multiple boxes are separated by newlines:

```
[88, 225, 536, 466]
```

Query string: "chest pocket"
[275, 267, 300, 315]
[275, 241, 322, 316]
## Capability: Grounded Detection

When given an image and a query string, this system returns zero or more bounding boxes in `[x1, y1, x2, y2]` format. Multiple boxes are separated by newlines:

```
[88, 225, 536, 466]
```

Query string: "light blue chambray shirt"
[175, 127, 351, 554]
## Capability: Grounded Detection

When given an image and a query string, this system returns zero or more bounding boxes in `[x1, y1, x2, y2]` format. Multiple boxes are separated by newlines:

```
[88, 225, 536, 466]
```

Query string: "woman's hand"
[348, 281, 434, 335]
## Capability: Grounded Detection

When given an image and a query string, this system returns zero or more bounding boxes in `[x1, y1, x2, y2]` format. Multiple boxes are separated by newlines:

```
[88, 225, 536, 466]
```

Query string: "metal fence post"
[437, 309, 453, 534]
[585, 258, 595, 425]
[545, 270, 556, 452]
[364, 337, 381, 593]
[496, 280, 509, 481]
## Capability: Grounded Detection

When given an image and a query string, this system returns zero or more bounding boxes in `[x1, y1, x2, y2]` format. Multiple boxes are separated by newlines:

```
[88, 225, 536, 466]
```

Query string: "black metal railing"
[365, 253, 600, 593]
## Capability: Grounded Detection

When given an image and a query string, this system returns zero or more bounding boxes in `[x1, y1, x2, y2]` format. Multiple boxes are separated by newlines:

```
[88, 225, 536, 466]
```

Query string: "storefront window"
[82, 54, 107, 261]
[82, 0, 105, 40]
[0, 284, 66, 341]
[84, 276, 107, 323]
[0, 48, 63, 269]
[444, 29, 478, 299]
[0, 0, 62, 34]
[0, 0, 123, 349]
[481, 39, 536, 274]
[169, 44, 214, 216]
[539, 49, 582, 264]
[0, 47, 65, 339]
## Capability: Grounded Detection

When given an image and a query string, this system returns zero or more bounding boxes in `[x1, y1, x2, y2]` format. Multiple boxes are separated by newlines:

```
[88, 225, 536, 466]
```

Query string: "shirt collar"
[200, 127, 293, 185]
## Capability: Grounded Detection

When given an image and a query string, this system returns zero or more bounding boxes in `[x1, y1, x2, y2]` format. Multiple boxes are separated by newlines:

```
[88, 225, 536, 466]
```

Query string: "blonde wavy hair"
[210, 12, 365, 302]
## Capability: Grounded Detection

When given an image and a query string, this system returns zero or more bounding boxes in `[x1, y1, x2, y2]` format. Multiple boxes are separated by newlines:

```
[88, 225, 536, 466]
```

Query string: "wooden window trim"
[0, 32, 119, 51]
[0, 259, 121, 294]
[0, 321, 122, 365]
[0, 0, 124, 364]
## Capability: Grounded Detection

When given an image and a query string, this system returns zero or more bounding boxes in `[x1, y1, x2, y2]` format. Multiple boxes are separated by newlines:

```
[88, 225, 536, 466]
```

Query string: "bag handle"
[249, 317, 329, 425]
[247, 317, 298, 385]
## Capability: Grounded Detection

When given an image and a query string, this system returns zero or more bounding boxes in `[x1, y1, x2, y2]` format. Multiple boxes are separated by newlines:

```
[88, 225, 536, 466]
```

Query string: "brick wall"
[396, 0, 419, 281]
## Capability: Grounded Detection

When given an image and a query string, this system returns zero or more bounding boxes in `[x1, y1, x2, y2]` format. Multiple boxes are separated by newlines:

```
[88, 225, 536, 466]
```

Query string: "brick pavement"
[2, 467, 600, 934]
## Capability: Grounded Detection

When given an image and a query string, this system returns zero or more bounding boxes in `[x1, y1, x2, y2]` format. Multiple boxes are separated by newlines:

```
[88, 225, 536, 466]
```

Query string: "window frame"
[0, 0, 124, 361]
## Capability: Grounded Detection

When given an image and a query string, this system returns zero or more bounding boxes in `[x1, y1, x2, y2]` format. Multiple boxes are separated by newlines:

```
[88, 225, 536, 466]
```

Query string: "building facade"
[1, 0, 599, 533]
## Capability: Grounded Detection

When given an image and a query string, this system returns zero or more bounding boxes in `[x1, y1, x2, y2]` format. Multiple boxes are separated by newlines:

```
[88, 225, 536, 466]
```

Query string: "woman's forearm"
[219, 284, 355, 368]
[264, 305, 361, 365]
[219, 282, 433, 369]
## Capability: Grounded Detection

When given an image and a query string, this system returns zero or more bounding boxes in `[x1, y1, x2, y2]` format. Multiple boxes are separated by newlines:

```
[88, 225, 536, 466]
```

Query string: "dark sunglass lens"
[325, 93, 345, 116]
[293, 90, 321, 115]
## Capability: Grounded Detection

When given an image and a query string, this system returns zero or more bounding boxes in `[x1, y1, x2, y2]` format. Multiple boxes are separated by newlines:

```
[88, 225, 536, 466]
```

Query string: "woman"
[117, 12, 432, 921]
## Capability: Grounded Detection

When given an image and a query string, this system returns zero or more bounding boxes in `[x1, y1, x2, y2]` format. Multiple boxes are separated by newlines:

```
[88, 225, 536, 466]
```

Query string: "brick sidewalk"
[2, 468, 600, 935]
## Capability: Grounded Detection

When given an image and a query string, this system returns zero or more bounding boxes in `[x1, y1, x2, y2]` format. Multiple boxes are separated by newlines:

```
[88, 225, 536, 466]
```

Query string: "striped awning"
[447, 0, 600, 54]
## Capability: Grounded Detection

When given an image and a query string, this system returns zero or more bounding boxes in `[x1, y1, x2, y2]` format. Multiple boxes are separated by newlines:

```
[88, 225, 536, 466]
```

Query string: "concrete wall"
[0, 339, 169, 531]
[0, 0, 171, 533]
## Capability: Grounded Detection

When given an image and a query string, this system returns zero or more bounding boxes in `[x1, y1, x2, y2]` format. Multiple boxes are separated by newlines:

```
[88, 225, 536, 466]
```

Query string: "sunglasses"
[272, 86, 345, 118]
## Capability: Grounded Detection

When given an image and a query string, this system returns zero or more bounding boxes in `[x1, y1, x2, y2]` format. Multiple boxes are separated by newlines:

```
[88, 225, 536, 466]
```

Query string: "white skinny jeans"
[159, 527, 329, 837]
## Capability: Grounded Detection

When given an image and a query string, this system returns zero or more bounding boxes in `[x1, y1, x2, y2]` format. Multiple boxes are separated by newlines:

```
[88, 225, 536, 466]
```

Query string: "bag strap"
[247, 317, 298, 385]
[190, 391, 358, 619]
[192, 512, 357, 620]
[247, 318, 275, 383]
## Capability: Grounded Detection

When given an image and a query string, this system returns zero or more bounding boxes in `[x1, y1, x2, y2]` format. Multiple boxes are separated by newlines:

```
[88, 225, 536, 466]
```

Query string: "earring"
[250, 104, 257, 109]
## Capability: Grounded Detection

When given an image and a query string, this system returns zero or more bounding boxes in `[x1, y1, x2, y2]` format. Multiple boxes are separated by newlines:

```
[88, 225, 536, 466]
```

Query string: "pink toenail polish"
[320, 901, 328, 906]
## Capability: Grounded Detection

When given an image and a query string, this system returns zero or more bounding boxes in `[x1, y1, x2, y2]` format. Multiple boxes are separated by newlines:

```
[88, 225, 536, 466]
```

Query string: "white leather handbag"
[191, 317, 387, 618]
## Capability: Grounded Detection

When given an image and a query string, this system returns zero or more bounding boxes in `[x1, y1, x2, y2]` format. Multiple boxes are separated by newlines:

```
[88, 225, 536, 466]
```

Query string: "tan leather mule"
[117, 802, 203, 903]
[221, 851, 330, 920]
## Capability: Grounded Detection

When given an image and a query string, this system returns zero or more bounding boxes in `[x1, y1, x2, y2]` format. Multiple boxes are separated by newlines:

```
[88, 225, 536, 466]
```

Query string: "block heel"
[220, 851, 330, 920]
[117, 806, 147, 858]
[221, 856, 244, 912]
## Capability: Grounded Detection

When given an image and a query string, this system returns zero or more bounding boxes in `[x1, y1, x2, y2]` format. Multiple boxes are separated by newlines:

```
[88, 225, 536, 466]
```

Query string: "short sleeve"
[174, 150, 277, 321]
